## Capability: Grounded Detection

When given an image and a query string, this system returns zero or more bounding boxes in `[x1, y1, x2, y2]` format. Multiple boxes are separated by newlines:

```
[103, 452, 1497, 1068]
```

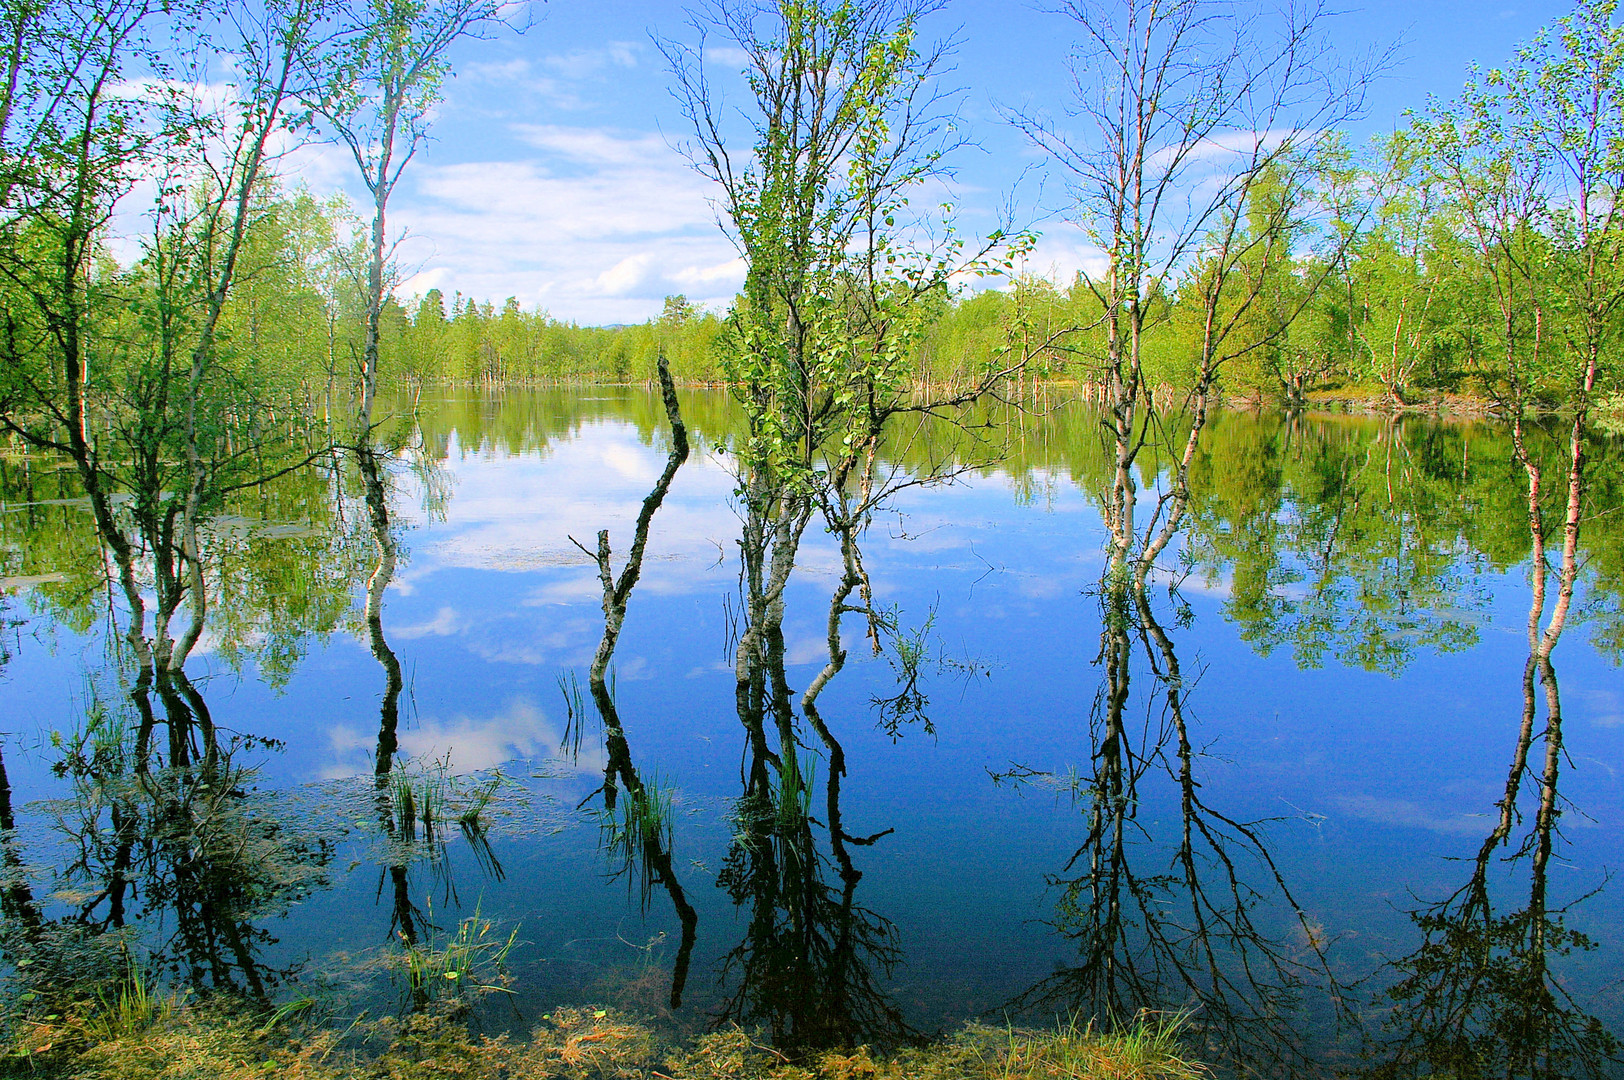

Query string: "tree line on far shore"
[154, 115, 1624, 414]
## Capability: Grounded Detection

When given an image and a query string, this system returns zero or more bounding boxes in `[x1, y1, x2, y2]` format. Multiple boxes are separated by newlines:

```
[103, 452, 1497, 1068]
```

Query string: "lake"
[2, 387, 1622, 1076]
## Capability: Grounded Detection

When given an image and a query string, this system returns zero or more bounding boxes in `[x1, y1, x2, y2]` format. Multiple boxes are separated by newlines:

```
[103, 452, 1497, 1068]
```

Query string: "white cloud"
[594, 253, 655, 296]
[703, 45, 752, 69]
[460, 43, 644, 111]
[513, 123, 667, 166]
[1333, 793, 1491, 836]
[323, 697, 600, 776]
[383, 126, 743, 321]
[1143, 128, 1301, 173]
[414, 159, 708, 240]
[396, 267, 449, 300]
[394, 606, 463, 639]
[1581, 688, 1624, 727]
[465, 58, 531, 82]
[1018, 230, 1108, 287]
[672, 257, 746, 287]
[542, 41, 640, 79]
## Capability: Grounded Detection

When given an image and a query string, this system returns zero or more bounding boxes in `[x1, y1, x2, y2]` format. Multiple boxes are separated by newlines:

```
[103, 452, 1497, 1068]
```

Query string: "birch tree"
[1011, 0, 1379, 575]
[311, 0, 505, 440]
[0, 0, 335, 761]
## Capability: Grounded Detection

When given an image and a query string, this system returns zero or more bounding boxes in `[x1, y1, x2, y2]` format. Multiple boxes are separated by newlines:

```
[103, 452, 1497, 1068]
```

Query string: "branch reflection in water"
[0, 386, 1620, 1063]
[0, 445, 350, 1011]
[712, 401, 977, 1052]
[998, 568, 1352, 1077]
[2, 659, 332, 1008]
[354, 420, 512, 1012]
[1366, 407, 1622, 1079]
[565, 355, 699, 1010]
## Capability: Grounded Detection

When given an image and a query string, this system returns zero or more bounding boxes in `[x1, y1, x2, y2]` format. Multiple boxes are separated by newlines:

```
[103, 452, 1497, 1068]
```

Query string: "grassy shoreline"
[4, 1000, 1206, 1080]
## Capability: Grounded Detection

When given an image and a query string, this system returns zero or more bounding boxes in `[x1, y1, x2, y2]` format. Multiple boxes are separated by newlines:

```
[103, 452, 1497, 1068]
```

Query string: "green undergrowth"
[1596, 394, 1624, 435]
[2, 1001, 1205, 1080]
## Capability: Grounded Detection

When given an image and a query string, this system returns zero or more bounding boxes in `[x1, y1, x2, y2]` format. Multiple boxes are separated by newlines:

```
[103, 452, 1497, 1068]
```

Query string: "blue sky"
[299, 1, 1576, 325]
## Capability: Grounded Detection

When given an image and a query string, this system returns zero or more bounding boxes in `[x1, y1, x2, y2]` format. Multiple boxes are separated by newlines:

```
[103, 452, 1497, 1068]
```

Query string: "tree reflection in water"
[0, 451, 351, 1006]
[28, 674, 331, 1004]
[712, 420, 924, 1052]
[1000, 397, 1624, 1077]
[0, 389, 1620, 1061]
[715, 656, 913, 1051]
[995, 389, 1358, 1074]
[1367, 413, 1622, 1080]
[1002, 572, 1349, 1077]
[354, 427, 509, 1000]
[357, 437, 429, 954]
[568, 357, 699, 1009]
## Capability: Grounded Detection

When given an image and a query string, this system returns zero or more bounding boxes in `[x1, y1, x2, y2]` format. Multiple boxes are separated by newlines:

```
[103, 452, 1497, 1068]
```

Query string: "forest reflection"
[0, 420, 352, 1007]
[6, 394, 1623, 678]
[403, 390, 1624, 672]
[0, 390, 1619, 1069]
[0, 667, 332, 1006]
[1364, 408, 1621, 1080]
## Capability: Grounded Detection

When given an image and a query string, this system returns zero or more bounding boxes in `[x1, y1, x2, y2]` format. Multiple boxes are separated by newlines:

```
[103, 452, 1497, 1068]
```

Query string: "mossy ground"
[2, 1001, 1205, 1080]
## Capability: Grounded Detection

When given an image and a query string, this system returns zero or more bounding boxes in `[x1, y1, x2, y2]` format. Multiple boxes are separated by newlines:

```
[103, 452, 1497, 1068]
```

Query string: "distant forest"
[179, 147, 1624, 411]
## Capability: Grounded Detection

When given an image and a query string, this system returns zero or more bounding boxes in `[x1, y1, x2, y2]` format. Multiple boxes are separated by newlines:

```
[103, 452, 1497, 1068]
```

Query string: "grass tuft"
[398, 899, 520, 1008]
[5, 998, 1205, 1080]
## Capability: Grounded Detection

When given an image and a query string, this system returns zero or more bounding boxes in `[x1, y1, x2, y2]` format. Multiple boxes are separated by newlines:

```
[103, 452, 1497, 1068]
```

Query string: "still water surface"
[2, 388, 1622, 1075]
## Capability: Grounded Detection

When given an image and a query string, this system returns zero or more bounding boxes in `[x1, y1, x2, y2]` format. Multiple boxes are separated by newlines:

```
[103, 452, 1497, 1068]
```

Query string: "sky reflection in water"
[1, 387, 1622, 1074]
